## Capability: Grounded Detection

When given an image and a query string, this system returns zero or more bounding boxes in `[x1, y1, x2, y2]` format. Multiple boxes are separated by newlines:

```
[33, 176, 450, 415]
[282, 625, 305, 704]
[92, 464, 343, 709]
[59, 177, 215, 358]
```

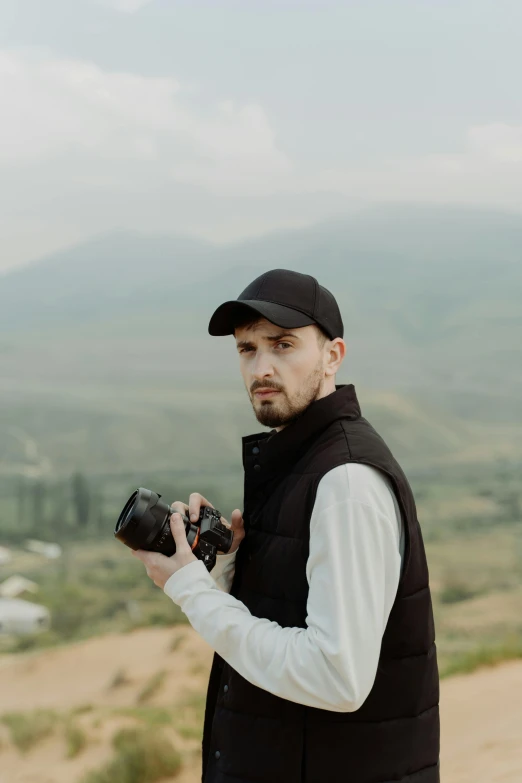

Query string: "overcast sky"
[1, 0, 522, 272]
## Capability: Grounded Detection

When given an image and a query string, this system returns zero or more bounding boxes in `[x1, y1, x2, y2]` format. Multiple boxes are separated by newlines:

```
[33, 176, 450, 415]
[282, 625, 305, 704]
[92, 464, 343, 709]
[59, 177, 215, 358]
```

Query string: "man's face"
[235, 318, 328, 429]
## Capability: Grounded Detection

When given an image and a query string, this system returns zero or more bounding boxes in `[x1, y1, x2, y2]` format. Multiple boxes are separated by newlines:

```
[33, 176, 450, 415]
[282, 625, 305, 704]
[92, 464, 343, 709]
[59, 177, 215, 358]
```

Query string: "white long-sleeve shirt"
[164, 462, 405, 712]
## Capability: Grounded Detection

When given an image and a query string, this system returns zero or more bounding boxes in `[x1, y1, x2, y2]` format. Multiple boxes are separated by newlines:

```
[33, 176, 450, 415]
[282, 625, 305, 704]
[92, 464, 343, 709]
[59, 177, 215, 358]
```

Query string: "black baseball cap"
[208, 268, 344, 340]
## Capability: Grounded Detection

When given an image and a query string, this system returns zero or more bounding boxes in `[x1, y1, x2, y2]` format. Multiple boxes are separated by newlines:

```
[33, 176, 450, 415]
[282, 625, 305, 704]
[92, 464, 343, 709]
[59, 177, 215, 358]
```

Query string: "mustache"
[251, 382, 283, 394]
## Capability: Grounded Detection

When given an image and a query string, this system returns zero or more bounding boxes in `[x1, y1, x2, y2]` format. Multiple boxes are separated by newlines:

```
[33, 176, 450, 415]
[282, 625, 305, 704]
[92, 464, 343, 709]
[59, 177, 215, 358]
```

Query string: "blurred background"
[0, 2, 521, 782]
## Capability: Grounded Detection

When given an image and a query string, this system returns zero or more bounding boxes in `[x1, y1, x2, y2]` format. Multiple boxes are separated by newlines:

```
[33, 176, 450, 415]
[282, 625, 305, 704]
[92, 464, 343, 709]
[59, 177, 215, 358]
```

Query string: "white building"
[0, 575, 39, 599]
[0, 546, 12, 565]
[25, 539, 62, 559]
[0, 598, 50, 635]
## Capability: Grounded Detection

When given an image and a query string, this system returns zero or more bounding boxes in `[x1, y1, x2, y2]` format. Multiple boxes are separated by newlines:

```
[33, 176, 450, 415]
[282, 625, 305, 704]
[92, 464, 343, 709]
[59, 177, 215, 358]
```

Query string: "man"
[133, 269, 440, 783]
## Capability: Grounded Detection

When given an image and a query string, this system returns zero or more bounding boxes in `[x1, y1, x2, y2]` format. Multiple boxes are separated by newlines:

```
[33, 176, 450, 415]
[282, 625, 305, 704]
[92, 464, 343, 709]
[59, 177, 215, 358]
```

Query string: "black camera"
[114, 487, 233, 571]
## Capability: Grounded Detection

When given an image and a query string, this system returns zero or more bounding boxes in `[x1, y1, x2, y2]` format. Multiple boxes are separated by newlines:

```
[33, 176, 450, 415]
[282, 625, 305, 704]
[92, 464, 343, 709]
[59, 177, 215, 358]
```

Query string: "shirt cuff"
[215, 549, 237, 561]
[163, 558, 214, 604]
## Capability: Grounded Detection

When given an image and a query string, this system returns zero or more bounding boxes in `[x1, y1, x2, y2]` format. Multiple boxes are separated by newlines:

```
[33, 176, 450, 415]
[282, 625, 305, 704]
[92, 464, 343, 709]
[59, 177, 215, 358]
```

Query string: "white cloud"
[3, 47, 521, 212]
[93, 0, 154, 13]
[2, 45, 522, 272]
[314, 123, 522, 208]
[467, 123, 522, 163]
[0, 49, 290, 195]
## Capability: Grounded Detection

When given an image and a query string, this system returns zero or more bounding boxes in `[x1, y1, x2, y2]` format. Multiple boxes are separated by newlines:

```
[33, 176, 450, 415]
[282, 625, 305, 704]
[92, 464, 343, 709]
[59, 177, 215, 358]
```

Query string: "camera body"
[114, 487, 233, 571]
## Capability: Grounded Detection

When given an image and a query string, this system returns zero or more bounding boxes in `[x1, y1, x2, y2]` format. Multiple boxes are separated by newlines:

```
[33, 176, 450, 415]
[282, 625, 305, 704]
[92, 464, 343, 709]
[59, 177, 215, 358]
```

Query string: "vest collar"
[242, 384, 361, 481]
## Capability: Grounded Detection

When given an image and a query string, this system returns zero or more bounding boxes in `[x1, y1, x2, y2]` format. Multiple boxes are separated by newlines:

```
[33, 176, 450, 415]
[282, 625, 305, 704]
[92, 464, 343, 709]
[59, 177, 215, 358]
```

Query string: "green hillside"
[1, 204, 521, 479]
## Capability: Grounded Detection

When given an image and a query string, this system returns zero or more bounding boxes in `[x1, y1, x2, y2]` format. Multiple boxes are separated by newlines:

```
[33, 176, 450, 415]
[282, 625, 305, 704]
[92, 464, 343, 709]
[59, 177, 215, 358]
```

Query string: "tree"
[16, 476, 27, 528]
[70, 471, 91, 527]
[31, 479, 47, 531]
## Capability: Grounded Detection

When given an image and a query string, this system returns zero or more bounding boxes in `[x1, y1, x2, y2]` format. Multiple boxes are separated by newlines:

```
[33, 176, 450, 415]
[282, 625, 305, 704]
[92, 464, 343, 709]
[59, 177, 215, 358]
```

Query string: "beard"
[249, 361, 325, 429]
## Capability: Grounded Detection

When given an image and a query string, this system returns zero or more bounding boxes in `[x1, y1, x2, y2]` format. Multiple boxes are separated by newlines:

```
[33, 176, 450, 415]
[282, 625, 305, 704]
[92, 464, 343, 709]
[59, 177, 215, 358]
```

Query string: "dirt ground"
[0, 626, 521, 782]
[440, 658, 522, 783]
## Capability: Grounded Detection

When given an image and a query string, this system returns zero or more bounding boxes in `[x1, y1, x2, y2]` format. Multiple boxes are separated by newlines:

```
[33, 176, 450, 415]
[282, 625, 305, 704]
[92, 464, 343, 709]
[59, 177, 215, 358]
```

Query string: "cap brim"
[208, 300, 316, 336]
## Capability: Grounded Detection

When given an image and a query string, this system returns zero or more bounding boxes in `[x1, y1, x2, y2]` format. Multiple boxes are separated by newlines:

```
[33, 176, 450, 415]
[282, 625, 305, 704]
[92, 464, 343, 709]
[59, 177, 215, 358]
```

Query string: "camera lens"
[115, 487, 179, 556]
[115, 491, 139, 535]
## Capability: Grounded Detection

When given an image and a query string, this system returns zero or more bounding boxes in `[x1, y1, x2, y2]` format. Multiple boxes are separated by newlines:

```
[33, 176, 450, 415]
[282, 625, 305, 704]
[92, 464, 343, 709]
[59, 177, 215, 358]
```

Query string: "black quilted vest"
[201, 384, 440, 783]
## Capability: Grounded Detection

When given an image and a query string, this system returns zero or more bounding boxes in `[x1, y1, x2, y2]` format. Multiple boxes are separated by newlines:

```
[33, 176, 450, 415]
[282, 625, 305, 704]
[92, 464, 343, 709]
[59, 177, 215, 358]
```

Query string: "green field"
[1, 458, 521, 677]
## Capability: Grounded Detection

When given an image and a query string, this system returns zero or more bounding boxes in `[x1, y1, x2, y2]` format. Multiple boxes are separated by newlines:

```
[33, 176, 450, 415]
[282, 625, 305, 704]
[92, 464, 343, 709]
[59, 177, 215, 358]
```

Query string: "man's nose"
[252, 352, 274, 379]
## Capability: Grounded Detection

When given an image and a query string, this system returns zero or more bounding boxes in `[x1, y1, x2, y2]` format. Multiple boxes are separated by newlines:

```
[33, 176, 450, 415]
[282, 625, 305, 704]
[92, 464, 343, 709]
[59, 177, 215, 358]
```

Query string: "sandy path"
[440, 659, 522, 783]
[0, 627, 521, 782]
[0, 626, 214, 712]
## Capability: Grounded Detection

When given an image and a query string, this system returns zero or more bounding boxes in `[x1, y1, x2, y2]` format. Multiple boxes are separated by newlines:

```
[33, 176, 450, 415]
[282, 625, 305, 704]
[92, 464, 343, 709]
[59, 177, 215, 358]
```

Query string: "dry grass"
[64, 721, 88, 758]
[440, 634, 522, 678]
[80, 726, 182, 783]
[136, 669, 168, 705]
[1, 708, 60, 753]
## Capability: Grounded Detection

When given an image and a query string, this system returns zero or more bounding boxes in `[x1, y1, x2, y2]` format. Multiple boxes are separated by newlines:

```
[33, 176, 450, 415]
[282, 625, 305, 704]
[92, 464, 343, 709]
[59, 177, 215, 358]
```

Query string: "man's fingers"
[132, 549, 161, 570]
[188, 492, 214, 523]
[170, 501, 189, 517]
[230, 509, 244, 529]
[226, 510, 245, 555]
[170, 513, 192, 553]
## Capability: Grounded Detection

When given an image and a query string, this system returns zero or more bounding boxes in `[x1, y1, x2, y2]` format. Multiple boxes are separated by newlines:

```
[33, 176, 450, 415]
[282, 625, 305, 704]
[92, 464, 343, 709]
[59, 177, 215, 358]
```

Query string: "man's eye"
[276, 342, 291, 350]
[239, 347, 254, 354]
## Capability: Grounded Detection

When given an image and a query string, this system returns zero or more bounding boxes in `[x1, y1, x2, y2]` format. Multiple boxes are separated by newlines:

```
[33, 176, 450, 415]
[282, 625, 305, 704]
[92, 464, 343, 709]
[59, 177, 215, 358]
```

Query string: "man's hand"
[132, 492, 246, 589]
[186, 492, 245, 554]
[132, 512, 197, 590]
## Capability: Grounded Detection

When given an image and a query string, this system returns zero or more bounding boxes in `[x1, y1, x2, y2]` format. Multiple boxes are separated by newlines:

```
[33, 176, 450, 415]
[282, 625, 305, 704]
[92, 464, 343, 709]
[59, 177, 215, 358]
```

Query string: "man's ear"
[325, 338, 346, 377]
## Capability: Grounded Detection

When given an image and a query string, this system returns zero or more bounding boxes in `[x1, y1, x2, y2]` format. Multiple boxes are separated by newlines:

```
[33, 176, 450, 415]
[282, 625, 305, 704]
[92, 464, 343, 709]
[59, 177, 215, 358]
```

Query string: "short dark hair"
[232, 311, 329, 347]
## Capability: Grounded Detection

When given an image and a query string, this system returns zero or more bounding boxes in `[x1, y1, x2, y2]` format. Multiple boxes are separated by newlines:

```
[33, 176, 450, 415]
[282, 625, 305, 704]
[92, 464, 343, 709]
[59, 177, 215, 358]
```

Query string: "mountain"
[2, 204, 521, 333]
[1, 204, 521, 476]
[0, 231, 224, 332]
